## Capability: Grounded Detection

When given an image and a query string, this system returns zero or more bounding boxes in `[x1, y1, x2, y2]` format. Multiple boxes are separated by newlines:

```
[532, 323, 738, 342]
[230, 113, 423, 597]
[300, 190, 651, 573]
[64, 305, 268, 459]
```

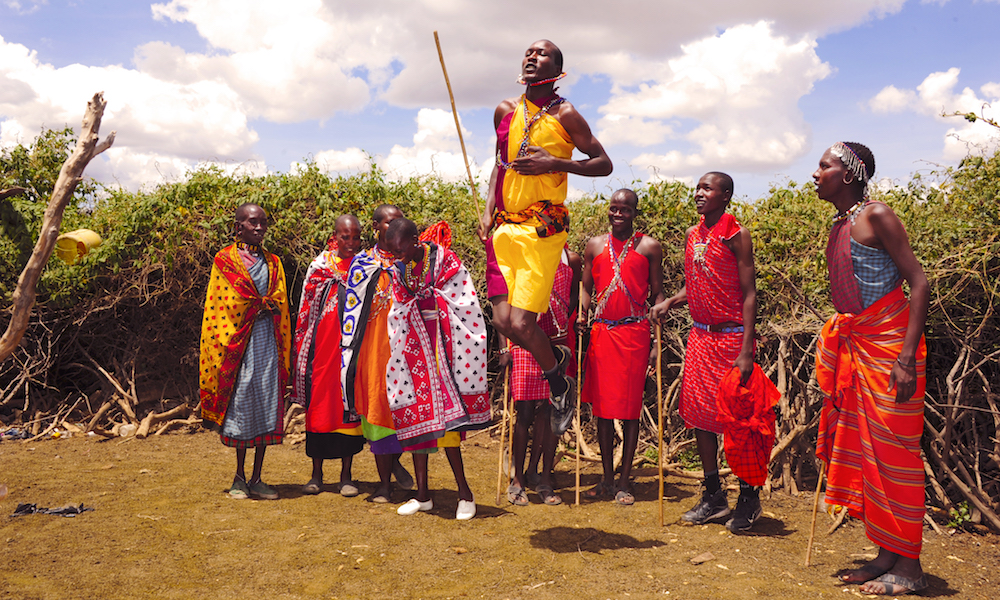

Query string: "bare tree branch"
[0, 93, 115, 363]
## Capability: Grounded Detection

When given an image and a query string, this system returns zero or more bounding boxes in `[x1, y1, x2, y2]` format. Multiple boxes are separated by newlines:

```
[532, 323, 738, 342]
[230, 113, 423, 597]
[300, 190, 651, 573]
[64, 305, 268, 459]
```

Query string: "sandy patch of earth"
[1, 430, 997, 599]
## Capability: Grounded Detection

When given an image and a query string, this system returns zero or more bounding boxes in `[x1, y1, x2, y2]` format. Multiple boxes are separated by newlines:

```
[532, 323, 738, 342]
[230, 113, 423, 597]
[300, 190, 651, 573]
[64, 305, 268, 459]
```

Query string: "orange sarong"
[815, 286, 926, 559]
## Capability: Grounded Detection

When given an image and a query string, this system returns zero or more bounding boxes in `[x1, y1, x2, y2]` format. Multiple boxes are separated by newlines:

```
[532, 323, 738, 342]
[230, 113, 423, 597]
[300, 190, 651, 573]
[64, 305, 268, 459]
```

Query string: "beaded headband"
[516, 71, 567, 87]
[829, 142, 869, 185]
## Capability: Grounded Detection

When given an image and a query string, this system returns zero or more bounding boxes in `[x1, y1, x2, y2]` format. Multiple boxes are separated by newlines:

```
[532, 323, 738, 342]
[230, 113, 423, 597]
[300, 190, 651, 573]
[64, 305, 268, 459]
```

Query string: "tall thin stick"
[805, 461, 827, 566]
[656, 323, 664, 526]
[495, 372, 510, 506]
[433, 31, 481, 218]
[575, 282, 585, 505]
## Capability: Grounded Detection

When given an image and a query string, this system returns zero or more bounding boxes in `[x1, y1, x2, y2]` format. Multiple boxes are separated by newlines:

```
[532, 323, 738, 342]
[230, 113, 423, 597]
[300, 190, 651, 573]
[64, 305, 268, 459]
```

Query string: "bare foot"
[839, 561, 891, 584]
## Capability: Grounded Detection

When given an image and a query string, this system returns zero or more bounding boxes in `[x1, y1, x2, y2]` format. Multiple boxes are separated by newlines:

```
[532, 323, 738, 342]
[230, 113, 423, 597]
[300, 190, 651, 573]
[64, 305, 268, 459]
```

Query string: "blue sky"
[1, 0, 998, 201]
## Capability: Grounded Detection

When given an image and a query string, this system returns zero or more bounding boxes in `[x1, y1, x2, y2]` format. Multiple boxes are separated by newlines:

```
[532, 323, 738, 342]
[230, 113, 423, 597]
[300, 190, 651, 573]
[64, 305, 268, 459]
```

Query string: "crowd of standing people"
[198, 39, 930, 596]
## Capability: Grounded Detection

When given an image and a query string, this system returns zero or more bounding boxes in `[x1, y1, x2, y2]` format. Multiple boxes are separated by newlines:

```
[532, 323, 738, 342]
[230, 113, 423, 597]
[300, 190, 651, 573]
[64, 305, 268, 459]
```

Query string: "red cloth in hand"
[419, 221, 452, 250]
[715, 364, 780, 486]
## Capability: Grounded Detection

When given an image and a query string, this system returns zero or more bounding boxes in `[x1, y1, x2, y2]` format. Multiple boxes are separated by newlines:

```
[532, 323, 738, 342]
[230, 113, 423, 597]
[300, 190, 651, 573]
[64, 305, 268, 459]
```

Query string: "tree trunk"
[0, 93, 115, 363]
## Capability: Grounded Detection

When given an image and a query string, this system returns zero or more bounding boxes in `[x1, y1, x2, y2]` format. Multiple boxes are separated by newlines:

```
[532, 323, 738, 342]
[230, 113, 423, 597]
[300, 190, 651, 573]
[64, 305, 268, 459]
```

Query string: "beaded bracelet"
[497, 347, 510, 355]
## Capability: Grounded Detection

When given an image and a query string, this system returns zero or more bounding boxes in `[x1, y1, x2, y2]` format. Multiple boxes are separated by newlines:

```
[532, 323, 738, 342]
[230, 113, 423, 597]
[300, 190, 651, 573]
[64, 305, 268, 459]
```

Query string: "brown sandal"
[536, 484, 563, 505]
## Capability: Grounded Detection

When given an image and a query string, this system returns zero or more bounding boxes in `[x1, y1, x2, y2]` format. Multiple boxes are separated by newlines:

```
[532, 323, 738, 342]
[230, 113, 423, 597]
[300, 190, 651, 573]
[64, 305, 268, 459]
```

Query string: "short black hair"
[611, 188, 639, 208]
[372, 204, 401, 224]
[385, 217, 418, 245]
[704, 172, 734, 196]
[235, 202, 264, 221]
[549, 42, 563, 72]
[335, 213, 360, 230]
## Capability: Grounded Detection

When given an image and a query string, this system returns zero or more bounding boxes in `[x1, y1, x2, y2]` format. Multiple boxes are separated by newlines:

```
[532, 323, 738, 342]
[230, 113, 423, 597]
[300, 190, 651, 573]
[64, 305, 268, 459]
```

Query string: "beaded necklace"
[371, 245, 396, 267]
[400, 244, 430, 296]
[832, 199, 869, 225]
[516, 72, 567, 87]
[496, 95, 564, 170]
[367, 246, 395, 315]
[593, 232, 643, 319]
[692, 220, 710, 267]
[235, 241, 263, 256]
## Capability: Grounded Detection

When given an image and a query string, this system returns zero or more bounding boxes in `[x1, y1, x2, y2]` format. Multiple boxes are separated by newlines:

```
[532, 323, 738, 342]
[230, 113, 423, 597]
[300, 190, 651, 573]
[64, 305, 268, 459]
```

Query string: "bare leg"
[511, 401, 536, 490]
[617, 419, 640, 493]
[536, 401, 557, 489]
[491, 299, 557, 373]
[249, 445, 266, 482]
[583, 417, 616, 499]
[444, 447, 473, 502]
[234, 448, 247, 484]
[525, 402, 545, 481]
[412, 453, 430, 502]
[307, 457, 324, 486]
[695, 429, 719, 475]
[373, 453, 395, 498]
[340, 455, 354, 484]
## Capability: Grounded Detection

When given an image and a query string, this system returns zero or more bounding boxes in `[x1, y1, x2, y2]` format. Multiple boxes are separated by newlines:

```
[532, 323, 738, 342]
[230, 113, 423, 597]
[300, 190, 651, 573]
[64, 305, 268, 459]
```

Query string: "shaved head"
[385, 217, 418, 245]
[533, 39, 563, 72]
[704, 172, 734, 196]
[611, 188, 639, 209]
[235, 202, 265, 221]
[335, 213, 360, 231]
[372, 204, 402, 225]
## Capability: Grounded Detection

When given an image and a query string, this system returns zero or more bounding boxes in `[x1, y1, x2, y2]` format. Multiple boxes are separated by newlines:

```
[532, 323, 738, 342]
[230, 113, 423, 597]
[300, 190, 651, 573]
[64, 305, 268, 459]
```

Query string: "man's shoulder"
[636, 232, 662, 252]
[495, 96, 521, 119]
[585, 233, 609, 254]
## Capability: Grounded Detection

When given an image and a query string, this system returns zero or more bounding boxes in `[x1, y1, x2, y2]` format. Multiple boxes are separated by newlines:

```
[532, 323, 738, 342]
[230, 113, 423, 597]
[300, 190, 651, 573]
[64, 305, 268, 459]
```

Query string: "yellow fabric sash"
[501, 97, 573, 216]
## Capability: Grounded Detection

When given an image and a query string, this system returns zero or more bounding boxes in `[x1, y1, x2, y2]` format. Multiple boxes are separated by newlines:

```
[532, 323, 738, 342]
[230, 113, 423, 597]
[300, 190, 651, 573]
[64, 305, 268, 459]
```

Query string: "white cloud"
[304, 148, 371, 174]
[0, 1, 914, 193]
[91, 148, 270, 192]
[381, 108, 484, 183]
[869, 85, 916, 112]
[598, 21, 830, 176]
[3, 1, 47, 15]
[868, 68, 1000, 160]
[307, 108, 488, 185]
[597, 115, 674, 147]
[0, 34, 258, 165]
[147, 0, 373, 121]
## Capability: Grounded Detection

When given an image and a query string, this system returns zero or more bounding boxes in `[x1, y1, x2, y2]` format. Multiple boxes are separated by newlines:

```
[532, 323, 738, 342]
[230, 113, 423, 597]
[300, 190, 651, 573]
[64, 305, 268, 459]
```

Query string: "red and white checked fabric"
[679, 213, 745, 432]
[679, 328, 742, 433]
[511, 252, 574, 402]
[685, 214, 742, 325]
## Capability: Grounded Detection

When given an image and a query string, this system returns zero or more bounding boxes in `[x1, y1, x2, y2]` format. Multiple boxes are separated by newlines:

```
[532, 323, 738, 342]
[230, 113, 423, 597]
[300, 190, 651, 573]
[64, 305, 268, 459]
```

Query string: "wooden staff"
[575, 282, 585, 505]
[805, 461, 827, 566]
[655, 323, 665, 526]
[495, 371, 510, 506]
[433, 31, 481, 218]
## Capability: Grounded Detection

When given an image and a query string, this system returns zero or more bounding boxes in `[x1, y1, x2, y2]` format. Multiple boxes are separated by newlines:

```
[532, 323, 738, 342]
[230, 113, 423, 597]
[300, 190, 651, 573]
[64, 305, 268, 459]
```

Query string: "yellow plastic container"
[55, 229, 102, 265]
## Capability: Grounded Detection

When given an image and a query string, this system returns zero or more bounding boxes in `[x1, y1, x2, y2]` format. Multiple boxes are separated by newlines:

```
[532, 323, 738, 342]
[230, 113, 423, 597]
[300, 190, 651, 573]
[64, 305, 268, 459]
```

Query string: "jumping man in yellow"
[477, 40, 612, 433]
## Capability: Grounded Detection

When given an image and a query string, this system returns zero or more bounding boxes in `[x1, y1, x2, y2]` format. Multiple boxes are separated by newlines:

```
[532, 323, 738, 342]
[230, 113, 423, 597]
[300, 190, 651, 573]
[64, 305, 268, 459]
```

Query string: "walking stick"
[433, 31, 481, 218]
[575, 282, 585, 506]
[805, 461, 827, 566]
[655, 323, 664, 527]
[495, 370, 510, 506]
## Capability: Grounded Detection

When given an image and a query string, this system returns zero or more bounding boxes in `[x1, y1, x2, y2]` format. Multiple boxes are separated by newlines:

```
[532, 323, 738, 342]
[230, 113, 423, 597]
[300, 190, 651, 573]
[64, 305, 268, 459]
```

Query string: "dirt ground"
[1, 430, 997, 600]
